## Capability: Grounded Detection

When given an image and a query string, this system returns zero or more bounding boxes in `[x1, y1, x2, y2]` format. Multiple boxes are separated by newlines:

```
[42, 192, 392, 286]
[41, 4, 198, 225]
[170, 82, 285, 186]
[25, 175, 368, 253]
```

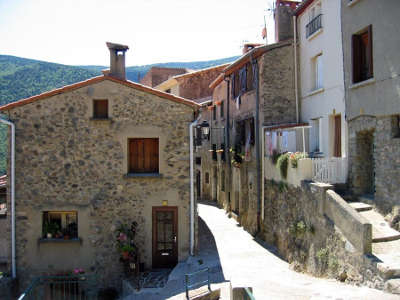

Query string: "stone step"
[385, 279, 400, 295]
[359, 210, 400, 242]
[348, 202, 373, 212]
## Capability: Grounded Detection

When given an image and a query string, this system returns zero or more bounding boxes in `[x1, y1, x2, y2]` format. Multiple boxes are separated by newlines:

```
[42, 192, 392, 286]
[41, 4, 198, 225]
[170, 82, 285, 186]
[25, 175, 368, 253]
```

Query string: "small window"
[205, 172, 210, 184]
[42, 211, 78, 239]
[165, 89, 171, 94]
[93, 99, 108, 119]
[195, 157, 202, 165]
[352, 25, 373, 83]
[129, 138, 159, 173]
[312, 54, 323, 90]
[220, 101, 224, 118]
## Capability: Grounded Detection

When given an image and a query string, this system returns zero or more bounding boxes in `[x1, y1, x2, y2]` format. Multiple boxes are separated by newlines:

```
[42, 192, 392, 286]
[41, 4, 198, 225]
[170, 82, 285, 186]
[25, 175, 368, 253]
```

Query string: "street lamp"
[198, 120, 210, 138]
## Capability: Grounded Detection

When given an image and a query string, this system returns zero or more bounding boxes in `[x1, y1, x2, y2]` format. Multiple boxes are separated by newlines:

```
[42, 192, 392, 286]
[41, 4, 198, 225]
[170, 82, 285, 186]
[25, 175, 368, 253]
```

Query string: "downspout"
[224, 77, 230, 209]
[261, 126, 266, 221]
[189, 114, 201, 256]
[251, 54, 261, 231]
[0, 117, 16, 278]
[293, 14, 299, 123]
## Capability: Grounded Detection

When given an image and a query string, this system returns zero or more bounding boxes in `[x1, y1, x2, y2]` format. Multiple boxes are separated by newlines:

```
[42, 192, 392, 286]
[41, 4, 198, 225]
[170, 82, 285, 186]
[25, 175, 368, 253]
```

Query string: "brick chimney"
[106, 42, 129, 80]
[274, 0, 300, 43]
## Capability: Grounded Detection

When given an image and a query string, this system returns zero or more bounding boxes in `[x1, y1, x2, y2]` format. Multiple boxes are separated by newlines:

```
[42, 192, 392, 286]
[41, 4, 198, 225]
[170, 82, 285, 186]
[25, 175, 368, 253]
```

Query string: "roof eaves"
[294, 0, 315, 16]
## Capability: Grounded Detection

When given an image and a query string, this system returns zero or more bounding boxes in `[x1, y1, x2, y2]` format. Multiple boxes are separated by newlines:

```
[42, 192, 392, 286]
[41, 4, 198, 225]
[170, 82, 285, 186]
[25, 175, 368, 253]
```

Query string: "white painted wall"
[298, 0, 347, 158]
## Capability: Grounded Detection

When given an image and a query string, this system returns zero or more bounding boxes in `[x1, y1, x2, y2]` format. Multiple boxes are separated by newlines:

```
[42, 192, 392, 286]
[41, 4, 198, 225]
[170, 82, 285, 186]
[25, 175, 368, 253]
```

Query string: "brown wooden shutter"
[93, 100, 108, 118]
[334, 115, 342, 157]
[367, 25, 373, 79]
[129, 138, 159, 173]
[352, 34, 361, 83]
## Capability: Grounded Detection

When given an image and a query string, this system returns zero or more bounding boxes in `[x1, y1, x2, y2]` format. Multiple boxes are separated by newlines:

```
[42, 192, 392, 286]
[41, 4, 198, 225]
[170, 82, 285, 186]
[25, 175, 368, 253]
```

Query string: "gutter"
[0, 117, 16, 278]
[189, 114, 201, 256]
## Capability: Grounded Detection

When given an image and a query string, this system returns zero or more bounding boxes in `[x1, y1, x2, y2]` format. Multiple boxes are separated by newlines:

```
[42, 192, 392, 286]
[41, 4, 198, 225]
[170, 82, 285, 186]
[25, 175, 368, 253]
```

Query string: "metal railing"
[185, 267, 211, 299]
[306, 14, 322, 38]
[18, 274, 97, 300]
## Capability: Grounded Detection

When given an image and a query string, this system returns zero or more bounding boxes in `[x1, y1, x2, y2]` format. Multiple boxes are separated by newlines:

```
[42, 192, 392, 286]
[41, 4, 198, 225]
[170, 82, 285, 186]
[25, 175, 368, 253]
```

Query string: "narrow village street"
[198, 202, 399, 300]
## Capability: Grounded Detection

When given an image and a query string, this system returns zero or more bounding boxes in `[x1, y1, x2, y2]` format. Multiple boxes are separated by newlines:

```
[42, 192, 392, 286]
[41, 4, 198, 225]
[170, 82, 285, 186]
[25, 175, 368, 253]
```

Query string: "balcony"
[306, 14, 322, 38]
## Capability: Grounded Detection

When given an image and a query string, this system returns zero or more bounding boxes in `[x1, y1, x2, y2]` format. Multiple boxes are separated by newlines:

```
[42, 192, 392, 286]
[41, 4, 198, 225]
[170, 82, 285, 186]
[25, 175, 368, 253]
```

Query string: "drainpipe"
[251, 54, 262, 231]
[0, 117, 16, 278]
[224, 77, 230, 209]
[293, 15, 299, 123]
[261, 126, 267, 221]
[189, 114, 201, 256]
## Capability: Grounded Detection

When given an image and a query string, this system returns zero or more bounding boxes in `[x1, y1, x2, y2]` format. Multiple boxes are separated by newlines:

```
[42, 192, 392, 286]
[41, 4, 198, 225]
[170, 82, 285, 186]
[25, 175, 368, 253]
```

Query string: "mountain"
[0, 54, 239, 175]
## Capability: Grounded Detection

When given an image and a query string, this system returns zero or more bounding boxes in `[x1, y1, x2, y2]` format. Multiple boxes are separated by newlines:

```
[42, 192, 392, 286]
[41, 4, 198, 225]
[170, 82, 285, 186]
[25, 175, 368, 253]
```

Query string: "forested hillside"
[0, 54, 239, 174]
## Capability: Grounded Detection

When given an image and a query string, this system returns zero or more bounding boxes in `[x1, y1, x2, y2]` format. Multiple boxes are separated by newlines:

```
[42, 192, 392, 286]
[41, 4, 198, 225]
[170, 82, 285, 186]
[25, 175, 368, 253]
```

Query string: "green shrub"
[276, 152, 290, 179]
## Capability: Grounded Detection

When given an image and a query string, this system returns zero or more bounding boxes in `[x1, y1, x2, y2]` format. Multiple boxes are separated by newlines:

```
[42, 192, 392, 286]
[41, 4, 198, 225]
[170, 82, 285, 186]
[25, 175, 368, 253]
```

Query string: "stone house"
[154, 64, 230, 103]
[294, 0, 348, 185]
[341, 0, 400, 219]
[0, 42, 199, 290]
[197, 0, 300, 234]
[139, 66, 189, 88]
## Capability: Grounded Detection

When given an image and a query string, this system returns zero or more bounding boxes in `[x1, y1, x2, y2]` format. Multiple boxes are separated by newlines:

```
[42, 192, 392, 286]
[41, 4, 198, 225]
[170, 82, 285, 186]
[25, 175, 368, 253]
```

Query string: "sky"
[0, 0, 276, 67]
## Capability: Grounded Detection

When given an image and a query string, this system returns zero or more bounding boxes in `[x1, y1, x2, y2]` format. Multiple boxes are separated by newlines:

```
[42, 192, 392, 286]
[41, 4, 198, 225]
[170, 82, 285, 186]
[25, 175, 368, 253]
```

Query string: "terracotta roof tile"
[0, 75, 200, 112]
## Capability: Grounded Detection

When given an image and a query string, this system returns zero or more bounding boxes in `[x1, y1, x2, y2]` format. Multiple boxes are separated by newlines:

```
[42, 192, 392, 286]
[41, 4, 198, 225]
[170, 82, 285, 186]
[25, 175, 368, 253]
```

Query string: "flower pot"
[122, 251, 130, 260]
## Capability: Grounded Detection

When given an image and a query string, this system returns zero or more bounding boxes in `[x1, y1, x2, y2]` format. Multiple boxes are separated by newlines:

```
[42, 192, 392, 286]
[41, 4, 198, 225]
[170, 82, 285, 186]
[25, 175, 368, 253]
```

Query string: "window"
[212, 144, 217, 161]
[306, 3, 322, 38]
[352, 25, 373, 83]
[93, 99, 108, 119]
[313, 54, 323, 90]
[195, 157, 202, 165]
[42, 211, 78, 239]
[165, 89, 171, 93]
[129, 138, 159, 173]
[392, 115, 400, 138]
[205, 172, 210, 184]
[220, 101, 224, 118]
[232, 63, 255, 98]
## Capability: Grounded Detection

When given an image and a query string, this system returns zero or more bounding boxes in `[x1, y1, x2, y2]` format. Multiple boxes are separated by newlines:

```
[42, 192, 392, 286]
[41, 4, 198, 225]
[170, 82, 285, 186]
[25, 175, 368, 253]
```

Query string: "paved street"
[198, 202, 399, 300]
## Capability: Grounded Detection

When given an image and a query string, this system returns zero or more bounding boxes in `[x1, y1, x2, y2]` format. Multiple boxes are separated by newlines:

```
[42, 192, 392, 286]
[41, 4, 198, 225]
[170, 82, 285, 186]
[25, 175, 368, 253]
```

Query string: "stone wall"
[261, 180, 383, 289]
[348, 115, 400, 219]
[140, 67, 187, 87]
[5, 79, 195, 291]
[177, 66, 226, 102]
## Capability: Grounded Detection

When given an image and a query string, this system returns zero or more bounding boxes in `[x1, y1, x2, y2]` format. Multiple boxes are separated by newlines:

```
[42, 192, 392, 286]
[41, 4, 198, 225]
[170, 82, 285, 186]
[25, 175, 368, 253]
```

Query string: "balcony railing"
[306, 14, 322, 38]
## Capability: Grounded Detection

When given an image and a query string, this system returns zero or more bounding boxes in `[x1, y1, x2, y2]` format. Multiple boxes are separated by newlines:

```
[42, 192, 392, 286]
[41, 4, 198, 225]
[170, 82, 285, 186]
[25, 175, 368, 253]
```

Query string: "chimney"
[106, 42, 129, 80]
[274, 0, 300, 43]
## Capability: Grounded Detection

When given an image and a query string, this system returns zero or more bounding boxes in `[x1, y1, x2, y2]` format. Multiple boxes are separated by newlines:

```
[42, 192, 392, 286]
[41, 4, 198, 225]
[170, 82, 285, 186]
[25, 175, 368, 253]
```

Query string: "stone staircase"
[348, 199, 400, 294]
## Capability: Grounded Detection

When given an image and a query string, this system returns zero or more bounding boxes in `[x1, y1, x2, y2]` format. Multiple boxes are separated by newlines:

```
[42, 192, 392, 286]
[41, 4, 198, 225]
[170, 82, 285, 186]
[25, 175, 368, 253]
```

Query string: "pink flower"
[118, 233, 127, 241]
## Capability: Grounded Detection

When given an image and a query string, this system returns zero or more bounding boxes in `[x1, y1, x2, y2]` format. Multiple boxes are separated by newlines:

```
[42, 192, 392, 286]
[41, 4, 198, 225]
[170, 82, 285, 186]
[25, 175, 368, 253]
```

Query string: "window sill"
[307, 28, 323, 41]
[39, 238, 82, 244]
[350, 77, 375, 90]
[307, 88, 324, 97]
[124, 173, 163, 178]
[347, 0, 362, 7]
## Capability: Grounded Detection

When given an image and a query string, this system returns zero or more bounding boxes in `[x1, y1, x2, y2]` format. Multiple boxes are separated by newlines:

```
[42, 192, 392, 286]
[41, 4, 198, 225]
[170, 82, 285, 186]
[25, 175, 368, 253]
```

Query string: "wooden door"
[152, 207, 178, 268]
[333, 115, 342, 157]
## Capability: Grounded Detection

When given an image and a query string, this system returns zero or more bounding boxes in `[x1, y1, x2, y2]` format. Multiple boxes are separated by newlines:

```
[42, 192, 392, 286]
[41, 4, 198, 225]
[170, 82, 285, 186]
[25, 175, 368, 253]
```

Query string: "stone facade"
[140, 67, 188, 88]
[348, 115, 400, 216]
[1, 77, 197, 291]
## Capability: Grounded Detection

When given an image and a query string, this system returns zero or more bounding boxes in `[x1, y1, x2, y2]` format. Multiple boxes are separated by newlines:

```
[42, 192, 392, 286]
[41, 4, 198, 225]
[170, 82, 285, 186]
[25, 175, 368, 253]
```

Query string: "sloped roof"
[0, 75, 200, 111]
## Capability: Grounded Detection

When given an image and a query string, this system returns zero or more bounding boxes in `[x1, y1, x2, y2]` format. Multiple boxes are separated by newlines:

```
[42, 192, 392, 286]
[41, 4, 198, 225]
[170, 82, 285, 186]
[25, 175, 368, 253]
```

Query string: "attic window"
[93, 99, 109, 119]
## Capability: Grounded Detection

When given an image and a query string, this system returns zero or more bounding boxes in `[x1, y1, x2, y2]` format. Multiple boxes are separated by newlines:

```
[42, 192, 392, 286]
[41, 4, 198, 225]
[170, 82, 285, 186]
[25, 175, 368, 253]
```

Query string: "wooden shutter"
[334, 115, 342, 157]
[352, 34, 361, 83]
[93, 100, 108, 118]
[129, 138, 159, 173]
[366, 25, 373, 79]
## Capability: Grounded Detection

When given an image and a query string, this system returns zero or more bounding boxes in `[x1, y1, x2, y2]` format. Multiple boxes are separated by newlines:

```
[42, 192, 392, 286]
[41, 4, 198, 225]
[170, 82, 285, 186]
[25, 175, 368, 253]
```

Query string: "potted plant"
[121, 245, 134, 260]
